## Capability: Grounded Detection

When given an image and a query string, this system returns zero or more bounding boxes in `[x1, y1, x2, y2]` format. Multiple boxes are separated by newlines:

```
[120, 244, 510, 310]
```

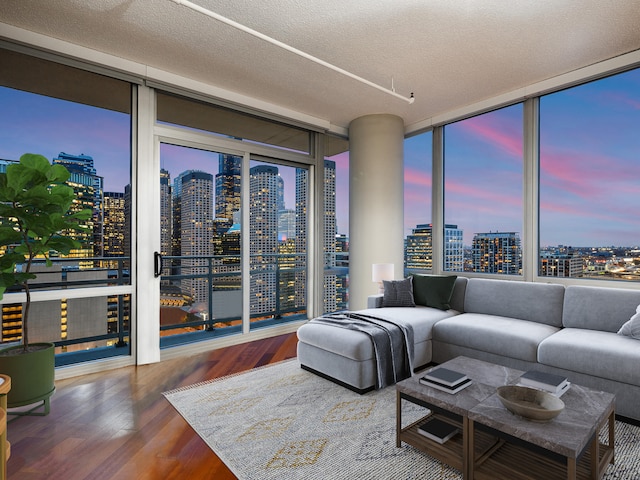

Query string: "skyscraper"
[444, 225, 464, 272]
[322, 161, 337, 312]
[472, 231, 522, 274]
[103, 192, 126, 257]
[250, 165, 279, 315]
[179, 170, 214, 304]
[53, 152, 100, 258]
[53, 152, 99, 258]
[540, 250, 583, 277]
[404, 224, 464, 272]
[215, 153, 241, 233]
[160, 169, 172, 257]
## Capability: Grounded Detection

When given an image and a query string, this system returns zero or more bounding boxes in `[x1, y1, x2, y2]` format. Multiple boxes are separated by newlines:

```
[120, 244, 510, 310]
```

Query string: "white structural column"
[348, 114, 405, 310]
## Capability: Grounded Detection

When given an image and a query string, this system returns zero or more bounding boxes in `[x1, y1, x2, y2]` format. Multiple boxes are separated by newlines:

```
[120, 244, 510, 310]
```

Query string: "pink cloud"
[445, 179, 521, 209]
[404, 167, 431, 188]
[459, 115, 523, 159]
[540, 146, 640, 202]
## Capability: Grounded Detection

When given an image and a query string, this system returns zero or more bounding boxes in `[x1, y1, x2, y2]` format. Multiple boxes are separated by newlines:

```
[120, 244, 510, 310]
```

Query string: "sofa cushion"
[538, 328, 640, 385]
[618, 305, 640, 339]
[382, 277, 415, 307]
[297, 306, 456, 362]
[356, 307, 456, 343]
[464, 278, 565, 327]
[412, 274, 458, 310]
[433, 313, 560, 362]
[563, 285, 640, 333]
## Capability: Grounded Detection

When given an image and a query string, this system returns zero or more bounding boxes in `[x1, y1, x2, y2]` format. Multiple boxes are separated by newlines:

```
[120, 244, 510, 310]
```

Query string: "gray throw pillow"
[618, 305, 640, 339]
[382, 277, 415, 307]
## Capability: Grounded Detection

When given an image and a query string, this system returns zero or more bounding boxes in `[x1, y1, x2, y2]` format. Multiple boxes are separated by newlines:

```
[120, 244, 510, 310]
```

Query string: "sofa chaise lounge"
[296, 276, 640, 422]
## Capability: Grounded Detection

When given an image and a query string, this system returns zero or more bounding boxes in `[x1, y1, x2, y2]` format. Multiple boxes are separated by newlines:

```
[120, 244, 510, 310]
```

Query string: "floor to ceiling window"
[0, 48, 133, 365]
[324, 135, 349, 313]
[155, 91, 315, 346]
[158, 144, 245, 345]
[539, 68, 640, 282]
[404, 131, 433, 274]
[444, 104, 524, 275]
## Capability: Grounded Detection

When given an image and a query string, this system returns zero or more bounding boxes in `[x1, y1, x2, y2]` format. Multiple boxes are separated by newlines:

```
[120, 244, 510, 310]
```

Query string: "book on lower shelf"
[417, 417, 459, 444]
[419, 375, 473, 394]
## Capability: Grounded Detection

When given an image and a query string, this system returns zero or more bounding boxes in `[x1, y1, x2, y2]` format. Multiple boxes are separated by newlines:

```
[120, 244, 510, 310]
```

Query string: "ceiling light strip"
[169, 0, 414, 104]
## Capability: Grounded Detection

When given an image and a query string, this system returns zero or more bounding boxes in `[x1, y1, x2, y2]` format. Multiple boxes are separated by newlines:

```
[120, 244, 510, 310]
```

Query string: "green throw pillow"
[412, 274, 457, 310]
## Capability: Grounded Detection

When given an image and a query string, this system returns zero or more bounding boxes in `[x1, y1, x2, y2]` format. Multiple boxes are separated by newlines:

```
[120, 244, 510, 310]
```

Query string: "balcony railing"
[157, 253, 308, 347]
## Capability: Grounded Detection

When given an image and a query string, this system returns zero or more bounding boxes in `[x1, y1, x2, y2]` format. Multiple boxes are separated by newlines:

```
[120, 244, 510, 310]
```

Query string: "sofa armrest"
[367, 294, 383, 308]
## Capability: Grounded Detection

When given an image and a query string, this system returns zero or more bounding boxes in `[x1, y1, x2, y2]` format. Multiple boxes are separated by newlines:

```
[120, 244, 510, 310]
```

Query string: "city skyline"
[1, 65, 639, 248]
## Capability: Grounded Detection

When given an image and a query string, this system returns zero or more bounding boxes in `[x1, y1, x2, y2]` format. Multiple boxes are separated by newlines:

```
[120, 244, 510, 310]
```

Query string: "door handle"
[154, 252, 163, 278]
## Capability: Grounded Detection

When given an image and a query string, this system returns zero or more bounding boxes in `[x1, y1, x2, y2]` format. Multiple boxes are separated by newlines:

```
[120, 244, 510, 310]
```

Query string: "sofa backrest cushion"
[562, 285, 640, 332]
[412, 274, 458, 310]
[449, 276, 468, 312]
[464, 278, 565, 327]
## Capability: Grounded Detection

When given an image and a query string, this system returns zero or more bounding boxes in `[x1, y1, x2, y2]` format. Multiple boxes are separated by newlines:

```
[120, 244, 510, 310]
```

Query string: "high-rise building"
[124, 184, 132, 269]
[472, 231, 522, 274]
[278, 209, 296, 241]
[103, 192, 126, 257]
[250, 165, 279, 315]
[540, 250, 583, 277]
[404, 224, 464, 272]
[322, 160, 337, 312]
[160, 169, 172, 256]
[444, 225, 464, 271]
[53, 152, 103, 257]
[179, 170, 214, 304]
[215, 153, 241, 234]
[405, 224, 433, 270]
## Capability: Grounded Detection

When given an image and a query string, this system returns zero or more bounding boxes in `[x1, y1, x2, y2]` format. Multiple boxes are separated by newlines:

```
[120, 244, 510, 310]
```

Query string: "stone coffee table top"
[397, 356, 525, 416]
[469, 381, 614, 458]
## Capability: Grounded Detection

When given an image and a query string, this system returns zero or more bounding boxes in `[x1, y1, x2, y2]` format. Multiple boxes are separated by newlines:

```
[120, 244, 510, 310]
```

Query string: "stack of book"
[419, 367, 472, 394]
[417, 417, 459, 444]
[519, 370, 570, 396]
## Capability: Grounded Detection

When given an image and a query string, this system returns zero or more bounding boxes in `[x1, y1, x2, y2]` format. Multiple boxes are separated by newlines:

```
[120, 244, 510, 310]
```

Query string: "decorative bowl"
[496, 385, 565, 422]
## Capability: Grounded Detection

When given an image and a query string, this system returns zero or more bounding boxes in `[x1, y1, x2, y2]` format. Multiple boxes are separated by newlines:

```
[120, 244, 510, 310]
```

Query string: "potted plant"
[0, 153, 91, 415]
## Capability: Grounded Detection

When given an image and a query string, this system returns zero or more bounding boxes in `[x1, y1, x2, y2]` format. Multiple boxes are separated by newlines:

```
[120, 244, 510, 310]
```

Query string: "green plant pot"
[0, 342, 55, 409]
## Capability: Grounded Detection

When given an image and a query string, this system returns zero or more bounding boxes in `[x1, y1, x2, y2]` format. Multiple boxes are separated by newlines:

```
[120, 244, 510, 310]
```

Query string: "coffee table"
[396, 356, 615, 479]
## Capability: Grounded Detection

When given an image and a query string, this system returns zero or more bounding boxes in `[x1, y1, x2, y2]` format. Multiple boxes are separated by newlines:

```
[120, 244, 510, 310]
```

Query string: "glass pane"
[539, 68, 640, 281]
[159, 145, 242, 344]
[324, 141, 349, 313]
[0, 50, 132, 364]
[249, 160, 307, 326]
[157, 91, 311, 154]
[0, 96, 132, 282]
[444, 104, 523, 275]
[404, 131, 433, 273]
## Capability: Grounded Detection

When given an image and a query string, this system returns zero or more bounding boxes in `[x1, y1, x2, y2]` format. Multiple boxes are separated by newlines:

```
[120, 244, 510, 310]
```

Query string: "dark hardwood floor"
[6, 332, 298, 480]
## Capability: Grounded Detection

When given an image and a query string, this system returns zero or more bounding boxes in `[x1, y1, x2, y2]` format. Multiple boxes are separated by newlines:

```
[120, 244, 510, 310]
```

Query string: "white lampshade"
[372, 263, 394, 283]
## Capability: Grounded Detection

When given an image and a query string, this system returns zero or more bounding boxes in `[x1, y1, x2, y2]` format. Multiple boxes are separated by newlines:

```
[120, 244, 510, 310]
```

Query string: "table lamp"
[372, 263, 394, 294]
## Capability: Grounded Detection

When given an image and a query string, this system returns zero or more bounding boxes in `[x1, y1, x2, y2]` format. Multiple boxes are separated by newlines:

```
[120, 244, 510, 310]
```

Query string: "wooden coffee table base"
[396, 357, 616, 480]
[469, 408, 614, 480]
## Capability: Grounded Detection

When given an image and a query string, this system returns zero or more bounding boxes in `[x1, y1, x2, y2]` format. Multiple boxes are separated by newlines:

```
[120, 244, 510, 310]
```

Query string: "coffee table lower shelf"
[472, 438, 614, 480]
[399, 414, 498, 476]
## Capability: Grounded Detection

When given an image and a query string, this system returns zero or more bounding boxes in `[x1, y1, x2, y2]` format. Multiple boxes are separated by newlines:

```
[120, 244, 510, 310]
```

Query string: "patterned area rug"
[163, 359, 640, 480]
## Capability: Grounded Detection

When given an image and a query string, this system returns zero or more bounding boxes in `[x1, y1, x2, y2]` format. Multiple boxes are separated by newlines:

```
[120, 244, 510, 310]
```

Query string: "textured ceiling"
[1, 0, 640, 133]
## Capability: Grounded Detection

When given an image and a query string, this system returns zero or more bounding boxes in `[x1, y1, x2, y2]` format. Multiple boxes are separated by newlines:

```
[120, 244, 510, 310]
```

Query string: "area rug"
[163, 359, 640, 480]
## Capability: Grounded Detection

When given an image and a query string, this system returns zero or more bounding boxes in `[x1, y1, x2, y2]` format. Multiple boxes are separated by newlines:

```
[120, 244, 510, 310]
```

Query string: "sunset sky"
[1, 67, 639, 248]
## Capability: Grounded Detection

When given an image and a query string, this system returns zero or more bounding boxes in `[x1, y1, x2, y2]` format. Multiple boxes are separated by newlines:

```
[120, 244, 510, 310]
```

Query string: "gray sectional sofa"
[296, 276, 640, 422]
